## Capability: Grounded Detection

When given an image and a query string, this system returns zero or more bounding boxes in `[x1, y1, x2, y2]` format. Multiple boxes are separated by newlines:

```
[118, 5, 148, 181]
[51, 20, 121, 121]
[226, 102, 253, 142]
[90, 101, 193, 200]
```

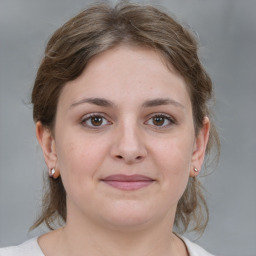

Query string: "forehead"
[58, 45, 191, 109]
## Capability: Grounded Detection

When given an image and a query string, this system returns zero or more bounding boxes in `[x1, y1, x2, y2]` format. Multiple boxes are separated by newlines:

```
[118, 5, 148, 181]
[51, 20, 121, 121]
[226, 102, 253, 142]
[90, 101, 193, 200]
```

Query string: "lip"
[101, 174, 155, 191]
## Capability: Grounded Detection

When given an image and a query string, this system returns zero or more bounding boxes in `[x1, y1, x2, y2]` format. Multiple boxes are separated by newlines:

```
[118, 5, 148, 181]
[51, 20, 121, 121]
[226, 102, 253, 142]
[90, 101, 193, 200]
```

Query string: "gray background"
[0, 0, 255, 255]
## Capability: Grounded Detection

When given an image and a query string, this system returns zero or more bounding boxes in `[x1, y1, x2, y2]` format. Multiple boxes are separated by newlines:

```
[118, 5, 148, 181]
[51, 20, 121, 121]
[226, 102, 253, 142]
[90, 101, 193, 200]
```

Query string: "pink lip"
[101, 175, 155, 191]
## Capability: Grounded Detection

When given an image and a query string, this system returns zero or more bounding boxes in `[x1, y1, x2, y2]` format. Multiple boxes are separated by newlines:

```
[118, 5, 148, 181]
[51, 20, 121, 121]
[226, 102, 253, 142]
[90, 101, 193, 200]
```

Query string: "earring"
[49, 168, 56, 178]
[194, 167, 199, 173]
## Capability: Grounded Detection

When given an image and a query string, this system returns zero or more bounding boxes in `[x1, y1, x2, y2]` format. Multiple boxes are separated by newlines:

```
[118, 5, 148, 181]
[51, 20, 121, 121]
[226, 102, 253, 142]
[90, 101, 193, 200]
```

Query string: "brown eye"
[145, 114, 174, 128]
[81, 114, 110, 128]
[152, 116, 165, 126]
[91, 116, 103, 126]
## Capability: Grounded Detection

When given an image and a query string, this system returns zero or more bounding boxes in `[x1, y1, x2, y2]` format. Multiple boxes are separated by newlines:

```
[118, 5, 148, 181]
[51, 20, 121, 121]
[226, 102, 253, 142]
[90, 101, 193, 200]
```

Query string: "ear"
[36, 121, 60, 178]
[190, 117, 210, 177]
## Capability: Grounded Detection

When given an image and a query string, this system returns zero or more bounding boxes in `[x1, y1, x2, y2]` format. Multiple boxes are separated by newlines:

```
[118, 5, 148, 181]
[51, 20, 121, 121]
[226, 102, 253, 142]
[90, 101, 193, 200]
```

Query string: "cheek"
[155, 137, 193, 169]
[55, 137, 109, 205]
[55, 135, 108, 183]
[151, 133, 194, 188]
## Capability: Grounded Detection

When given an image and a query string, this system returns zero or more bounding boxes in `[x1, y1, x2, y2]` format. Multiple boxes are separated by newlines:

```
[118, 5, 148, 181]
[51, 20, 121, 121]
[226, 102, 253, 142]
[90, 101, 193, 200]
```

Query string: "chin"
[104, 215, 153, 231]
[98, 200, 162, 230]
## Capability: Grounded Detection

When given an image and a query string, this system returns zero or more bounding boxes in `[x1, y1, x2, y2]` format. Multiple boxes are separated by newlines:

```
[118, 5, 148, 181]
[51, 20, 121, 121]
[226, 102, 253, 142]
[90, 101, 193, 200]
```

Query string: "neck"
[38, 200, 189, 256]
[53, 212, 186, 256]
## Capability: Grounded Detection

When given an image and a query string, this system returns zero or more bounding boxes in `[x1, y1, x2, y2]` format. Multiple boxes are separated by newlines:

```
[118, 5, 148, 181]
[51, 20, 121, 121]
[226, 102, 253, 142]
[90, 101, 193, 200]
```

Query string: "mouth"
[100, 174, 155, 191]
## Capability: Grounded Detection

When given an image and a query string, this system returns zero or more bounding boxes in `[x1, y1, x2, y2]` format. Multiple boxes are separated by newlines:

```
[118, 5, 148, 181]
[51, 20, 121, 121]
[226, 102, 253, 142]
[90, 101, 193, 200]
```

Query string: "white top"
[0, 236, 214, 256]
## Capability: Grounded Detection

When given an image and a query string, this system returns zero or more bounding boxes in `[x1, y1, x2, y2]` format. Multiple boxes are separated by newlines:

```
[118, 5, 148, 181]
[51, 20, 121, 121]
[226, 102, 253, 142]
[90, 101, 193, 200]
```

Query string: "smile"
[101, 174, 155, 191]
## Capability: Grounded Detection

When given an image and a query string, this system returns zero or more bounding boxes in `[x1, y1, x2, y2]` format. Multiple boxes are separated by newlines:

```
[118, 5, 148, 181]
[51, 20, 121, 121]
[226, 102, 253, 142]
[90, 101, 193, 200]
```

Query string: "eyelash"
[145, 113, 175, 129]
[81, 113, 112, 128]
[80, 113, 175, 129]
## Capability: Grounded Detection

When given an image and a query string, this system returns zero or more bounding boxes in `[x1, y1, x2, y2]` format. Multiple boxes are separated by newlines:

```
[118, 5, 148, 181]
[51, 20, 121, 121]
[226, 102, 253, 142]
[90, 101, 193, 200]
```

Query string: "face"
[38, 45, 209, 231]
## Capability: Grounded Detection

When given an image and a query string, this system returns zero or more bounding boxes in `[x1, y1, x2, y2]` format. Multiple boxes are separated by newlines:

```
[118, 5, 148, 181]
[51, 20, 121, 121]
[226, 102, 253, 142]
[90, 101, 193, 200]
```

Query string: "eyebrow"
[70, 97, 184, 109]
[70, 97, 115, 108]
[142, 98, 185, 109]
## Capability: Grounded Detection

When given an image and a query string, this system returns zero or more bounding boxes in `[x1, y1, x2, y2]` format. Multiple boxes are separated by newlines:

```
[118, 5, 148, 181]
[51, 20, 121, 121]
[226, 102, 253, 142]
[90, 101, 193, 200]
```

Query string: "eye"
[81, 114, 111, 128]
[145, 114, 175, 128]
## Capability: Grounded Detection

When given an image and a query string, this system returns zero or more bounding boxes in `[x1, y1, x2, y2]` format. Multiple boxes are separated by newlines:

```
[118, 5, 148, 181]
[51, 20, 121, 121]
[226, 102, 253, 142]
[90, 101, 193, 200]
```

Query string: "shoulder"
[181, 236, 215, 256]
[0, 237, 44, 256]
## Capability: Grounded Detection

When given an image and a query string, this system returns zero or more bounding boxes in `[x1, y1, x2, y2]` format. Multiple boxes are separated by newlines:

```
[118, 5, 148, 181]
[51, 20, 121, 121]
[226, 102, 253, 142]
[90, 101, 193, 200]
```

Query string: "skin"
[36, 45, 209, 256]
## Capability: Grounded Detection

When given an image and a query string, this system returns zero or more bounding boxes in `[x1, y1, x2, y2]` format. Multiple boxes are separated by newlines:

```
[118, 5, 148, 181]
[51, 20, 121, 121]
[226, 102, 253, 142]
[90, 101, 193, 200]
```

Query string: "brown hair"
[31, 2, 220, 233]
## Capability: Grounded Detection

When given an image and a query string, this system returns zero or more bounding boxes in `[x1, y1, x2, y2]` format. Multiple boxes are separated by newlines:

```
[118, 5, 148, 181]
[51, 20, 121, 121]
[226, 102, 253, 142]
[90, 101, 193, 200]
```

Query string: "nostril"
[116, 155, 123, 159]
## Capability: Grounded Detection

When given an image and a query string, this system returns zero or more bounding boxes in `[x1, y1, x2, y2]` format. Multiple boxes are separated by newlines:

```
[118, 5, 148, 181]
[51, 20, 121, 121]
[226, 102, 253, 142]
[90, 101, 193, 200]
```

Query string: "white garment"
[0, 236, 214, 256]
[0, 238, 44, 256]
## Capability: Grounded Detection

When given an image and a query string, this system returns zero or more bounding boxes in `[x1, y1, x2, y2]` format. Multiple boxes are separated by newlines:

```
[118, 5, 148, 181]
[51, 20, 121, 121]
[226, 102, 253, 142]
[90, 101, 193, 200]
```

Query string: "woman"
[0, 2, 220, 255]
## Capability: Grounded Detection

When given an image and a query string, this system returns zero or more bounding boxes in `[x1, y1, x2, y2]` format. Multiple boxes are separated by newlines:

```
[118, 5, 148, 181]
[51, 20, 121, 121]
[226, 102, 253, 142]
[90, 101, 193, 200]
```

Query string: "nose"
[110, 122, 147, 164]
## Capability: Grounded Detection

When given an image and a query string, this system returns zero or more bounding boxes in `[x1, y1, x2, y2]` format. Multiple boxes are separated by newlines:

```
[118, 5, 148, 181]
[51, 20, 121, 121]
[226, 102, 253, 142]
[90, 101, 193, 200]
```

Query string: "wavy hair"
[31, 2, 220, 233]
